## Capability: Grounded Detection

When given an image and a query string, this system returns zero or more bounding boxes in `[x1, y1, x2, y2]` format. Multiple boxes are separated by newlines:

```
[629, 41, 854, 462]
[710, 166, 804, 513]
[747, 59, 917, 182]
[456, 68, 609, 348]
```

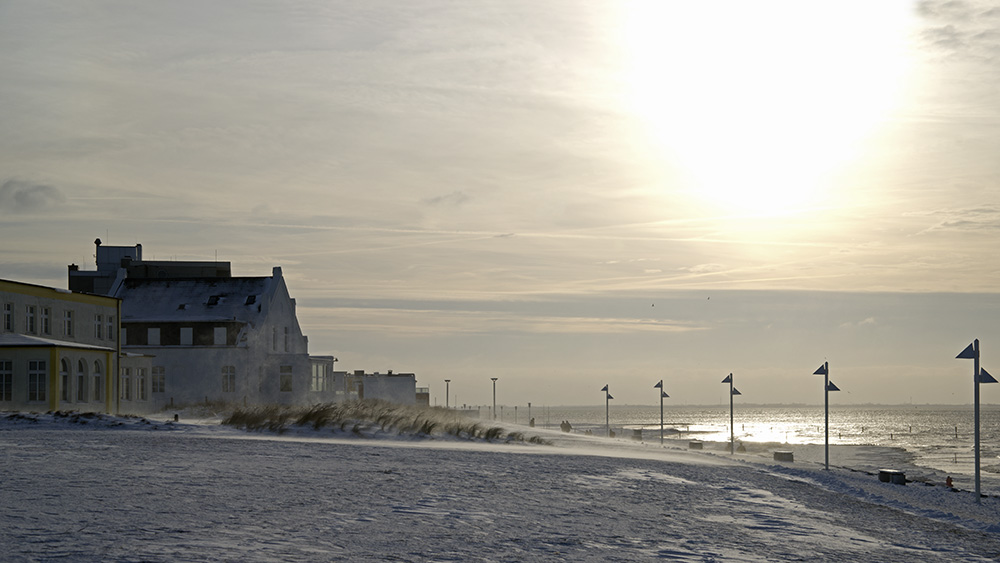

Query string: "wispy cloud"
[0, 179, 65, 214]
[913, 206, 1000, 233]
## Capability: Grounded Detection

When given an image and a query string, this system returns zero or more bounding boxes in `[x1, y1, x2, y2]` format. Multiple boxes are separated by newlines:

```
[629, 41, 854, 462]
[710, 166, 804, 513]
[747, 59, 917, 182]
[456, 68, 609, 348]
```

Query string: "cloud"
[840, 317, 877, 329]
[917, 1, 1000, 59]
[684, 263, 725, 274]
[0, 179, 65, 213]
[421, 191, 470, 206]
[913, 206, 1000, 233]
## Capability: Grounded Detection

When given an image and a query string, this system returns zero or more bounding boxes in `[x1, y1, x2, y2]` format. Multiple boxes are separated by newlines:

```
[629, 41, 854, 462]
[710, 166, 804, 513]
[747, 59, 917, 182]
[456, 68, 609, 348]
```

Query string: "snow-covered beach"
[3, 412, 1000, 562]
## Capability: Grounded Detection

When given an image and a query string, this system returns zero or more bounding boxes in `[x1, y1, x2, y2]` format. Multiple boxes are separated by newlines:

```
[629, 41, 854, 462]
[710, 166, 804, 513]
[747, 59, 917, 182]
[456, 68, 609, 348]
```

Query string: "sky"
[2, 0, 1000, 407]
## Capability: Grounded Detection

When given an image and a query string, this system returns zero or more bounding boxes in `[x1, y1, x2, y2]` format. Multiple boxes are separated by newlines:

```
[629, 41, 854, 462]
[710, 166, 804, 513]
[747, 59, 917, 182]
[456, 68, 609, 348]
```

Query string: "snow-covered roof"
[0, 333, 115, 351]
[116, 277, 273, 323]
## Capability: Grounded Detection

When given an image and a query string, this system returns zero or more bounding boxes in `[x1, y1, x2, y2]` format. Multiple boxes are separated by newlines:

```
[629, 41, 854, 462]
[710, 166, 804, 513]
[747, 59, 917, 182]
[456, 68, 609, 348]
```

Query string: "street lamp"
[654, 380, 669, 446]
[721, 373, 741, 454]
[601, 384, 613, 437]
[812, 361, 841, 471]
[956, 339, 998, 502]
[444, 379, 451, 409]
[490, 377, 498, 420]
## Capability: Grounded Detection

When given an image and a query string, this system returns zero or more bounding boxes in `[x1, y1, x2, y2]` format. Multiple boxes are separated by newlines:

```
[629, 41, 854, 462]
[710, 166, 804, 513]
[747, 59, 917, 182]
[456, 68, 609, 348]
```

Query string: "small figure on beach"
[946, 476, 954, 488]
[560, 420, 572, 433]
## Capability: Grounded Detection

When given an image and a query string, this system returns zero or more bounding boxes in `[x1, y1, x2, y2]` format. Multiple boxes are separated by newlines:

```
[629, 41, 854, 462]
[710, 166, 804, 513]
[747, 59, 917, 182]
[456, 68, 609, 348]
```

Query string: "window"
[222, 365, 236, 392]
[214, 327, 227, 346]
[77, 360, 88, 403]
[136, 368, 147, 401]
[180, 327, 193, 346]
[41, 308, 51, 335]
[28, 360, 46, 402]
[93, 360, 103, 402]
[284, 327, 289, 352]
[63, 310, 74, 337]
[272, 328, 278, 351]
[106, 316, 114, 342]
[279, 365, 293, 392]
[310, 364, 328, 392]
[3, 303, 12, 332]
[120, 367, 131, 400]
[59, 360, 72, 402]
[0, 360, 12, 401]
[94, 315, 103, 339]
[25, 305, 36, 334]
[148, 328, 160, 346]
[152, 366, 165, 393]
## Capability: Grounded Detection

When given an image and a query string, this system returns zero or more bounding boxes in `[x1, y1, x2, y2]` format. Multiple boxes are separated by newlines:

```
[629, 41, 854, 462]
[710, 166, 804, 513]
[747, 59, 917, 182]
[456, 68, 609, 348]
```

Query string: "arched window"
[92, 360, 103, 403]
[60, 359, 71, 403]
[76, 359, 87, 402]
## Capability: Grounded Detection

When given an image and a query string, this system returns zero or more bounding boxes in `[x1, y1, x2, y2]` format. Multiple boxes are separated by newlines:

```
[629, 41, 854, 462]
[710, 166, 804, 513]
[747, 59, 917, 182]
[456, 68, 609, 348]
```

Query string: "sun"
[619, 1, 915, 216]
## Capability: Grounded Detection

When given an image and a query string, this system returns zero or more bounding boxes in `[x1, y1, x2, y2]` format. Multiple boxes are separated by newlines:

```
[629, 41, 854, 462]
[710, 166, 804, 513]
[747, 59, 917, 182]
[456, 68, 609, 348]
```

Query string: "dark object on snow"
[774, 451, 794, 462]
[879, 469, 906, 485]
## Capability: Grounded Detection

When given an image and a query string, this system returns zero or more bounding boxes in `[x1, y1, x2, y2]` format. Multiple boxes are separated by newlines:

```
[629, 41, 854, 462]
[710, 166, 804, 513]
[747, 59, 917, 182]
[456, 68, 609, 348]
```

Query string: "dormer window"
[177, 303, 187, 310]
[245, 295, 256, 305]
[207, 295, 220, 306]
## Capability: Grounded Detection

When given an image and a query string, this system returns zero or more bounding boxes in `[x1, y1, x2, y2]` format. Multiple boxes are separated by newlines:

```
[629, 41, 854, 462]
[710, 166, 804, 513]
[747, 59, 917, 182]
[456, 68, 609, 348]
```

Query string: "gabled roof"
[116, 277, 273, 323]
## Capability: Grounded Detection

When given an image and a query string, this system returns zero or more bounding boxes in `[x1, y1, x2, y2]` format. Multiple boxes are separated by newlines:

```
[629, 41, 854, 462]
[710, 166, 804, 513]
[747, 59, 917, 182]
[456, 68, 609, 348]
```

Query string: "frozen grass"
[222, 400, 551, 444]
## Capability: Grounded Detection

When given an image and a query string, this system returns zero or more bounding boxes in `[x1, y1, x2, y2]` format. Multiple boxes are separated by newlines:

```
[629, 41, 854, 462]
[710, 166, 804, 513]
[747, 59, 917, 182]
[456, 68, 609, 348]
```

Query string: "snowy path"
[2, 415, 999, 562]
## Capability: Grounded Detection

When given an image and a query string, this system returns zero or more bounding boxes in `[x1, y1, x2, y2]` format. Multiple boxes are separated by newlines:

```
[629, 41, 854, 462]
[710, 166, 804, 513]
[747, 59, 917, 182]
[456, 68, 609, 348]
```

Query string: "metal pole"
[660, 380, 665, 446]
[445, 379, 450, 409]
[824, 361, 830, 471]
[606, 388, 610, 437]
[974, 339, 981, 502]
[491, 377, 498, 421]
[729, 375, 734, 455]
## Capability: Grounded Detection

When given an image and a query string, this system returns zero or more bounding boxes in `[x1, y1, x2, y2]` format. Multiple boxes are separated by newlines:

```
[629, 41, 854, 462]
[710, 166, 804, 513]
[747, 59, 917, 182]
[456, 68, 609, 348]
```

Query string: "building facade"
[0, 279, 121, 412]
[113, 267, 336, 409]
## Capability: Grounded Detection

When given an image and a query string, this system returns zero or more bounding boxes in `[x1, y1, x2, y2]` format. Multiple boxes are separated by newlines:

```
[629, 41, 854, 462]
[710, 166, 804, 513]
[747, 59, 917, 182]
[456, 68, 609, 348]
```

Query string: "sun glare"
[621, 1, 915, 216]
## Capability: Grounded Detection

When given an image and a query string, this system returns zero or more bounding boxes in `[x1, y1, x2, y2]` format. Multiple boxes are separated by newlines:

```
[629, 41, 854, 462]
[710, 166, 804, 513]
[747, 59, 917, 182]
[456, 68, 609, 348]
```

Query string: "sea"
[483, 404, 1000, 496]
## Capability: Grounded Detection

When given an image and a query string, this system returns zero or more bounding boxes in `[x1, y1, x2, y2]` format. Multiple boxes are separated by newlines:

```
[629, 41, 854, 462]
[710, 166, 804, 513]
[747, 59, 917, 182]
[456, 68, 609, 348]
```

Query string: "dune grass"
[222, 400, 550, 444]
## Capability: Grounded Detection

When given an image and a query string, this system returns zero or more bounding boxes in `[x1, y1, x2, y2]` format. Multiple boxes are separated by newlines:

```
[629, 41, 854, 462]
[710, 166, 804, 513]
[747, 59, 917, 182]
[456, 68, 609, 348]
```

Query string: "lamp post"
[721, 373, 740, 454]
[956, 340, 998, 502]
[601, 384, 613, 437]
[654, 380, 669, 445]
[812, 362, 840, 471]
[444, 379, 451, 409]
[490, 377, 498, 420]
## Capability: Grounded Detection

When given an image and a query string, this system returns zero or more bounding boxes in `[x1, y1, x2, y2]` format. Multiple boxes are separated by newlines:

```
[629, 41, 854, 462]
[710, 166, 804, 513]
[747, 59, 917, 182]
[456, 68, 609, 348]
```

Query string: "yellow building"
[0, 278, 131, 413]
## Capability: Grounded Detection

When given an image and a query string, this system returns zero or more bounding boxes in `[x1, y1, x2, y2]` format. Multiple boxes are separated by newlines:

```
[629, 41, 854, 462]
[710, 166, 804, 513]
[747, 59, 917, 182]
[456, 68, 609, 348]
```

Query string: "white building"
[113, 267, 335, 409]
[345, 370, 417, 405]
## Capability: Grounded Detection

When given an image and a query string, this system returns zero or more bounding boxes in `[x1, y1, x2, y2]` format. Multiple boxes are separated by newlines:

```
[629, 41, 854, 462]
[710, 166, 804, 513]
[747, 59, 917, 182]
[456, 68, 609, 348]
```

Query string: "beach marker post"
[654, 380, 669, 445]
[812, 362, 840, 470]
[444, 379, 451, 409]
[956, 340, 998, 502]
[721, 373, 740, 454]
[601, 384, 613, 437]
[490, 377, 498, 420]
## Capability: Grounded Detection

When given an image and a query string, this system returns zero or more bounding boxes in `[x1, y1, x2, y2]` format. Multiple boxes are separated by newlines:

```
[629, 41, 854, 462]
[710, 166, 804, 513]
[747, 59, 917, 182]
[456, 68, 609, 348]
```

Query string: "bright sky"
[3, 0, 1000, 406]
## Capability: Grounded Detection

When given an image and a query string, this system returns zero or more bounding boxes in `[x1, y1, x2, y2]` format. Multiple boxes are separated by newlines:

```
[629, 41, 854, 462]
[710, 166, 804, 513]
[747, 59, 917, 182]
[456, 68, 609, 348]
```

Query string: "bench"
[773, 451, 794, 462]
[689, 441, 703, 450]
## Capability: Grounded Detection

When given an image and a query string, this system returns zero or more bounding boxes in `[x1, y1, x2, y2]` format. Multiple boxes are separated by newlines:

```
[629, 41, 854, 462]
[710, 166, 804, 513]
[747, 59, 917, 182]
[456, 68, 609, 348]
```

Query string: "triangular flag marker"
[601, 385, 609, 392]
[653, 381, 662, 389]
[957, 342, 977, 359]
[813, 364, 828, 376]
[721, 374, 732, 384]
[827, 381, 841, 392]
[979, 368, 998, 384]
[732, 388, 742, 396]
